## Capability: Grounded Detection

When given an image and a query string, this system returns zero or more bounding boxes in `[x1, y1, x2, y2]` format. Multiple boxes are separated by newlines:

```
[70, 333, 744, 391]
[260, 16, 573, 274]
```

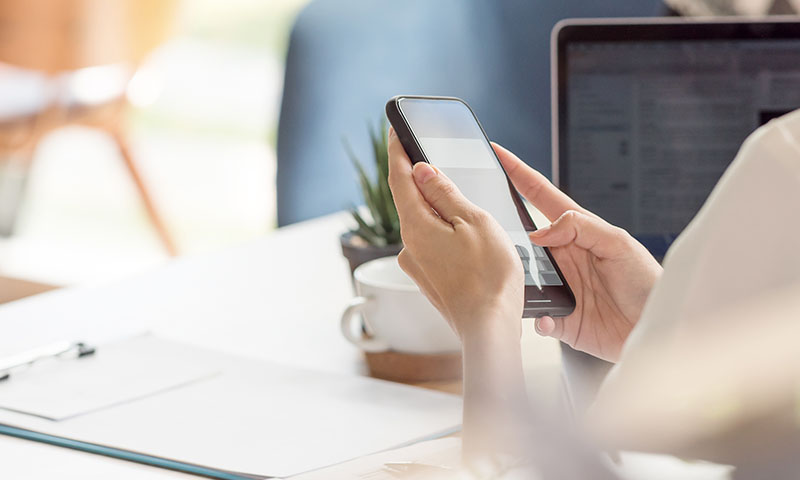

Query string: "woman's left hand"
[387, 128, 531, 460]
[387, 129, 525, 342]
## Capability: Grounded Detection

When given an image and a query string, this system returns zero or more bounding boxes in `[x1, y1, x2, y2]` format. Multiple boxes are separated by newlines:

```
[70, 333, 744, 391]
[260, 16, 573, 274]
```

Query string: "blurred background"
[1, 0, 796, 289]
[0, 0, 307, 285]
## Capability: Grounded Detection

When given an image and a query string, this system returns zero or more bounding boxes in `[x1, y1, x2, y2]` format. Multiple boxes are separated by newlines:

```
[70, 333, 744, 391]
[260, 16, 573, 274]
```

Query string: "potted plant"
[340, 119, 403, 274]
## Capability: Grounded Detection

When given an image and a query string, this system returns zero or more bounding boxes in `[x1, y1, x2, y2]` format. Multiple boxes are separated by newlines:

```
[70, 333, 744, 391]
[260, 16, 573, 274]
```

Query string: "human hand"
[493, 143, 662, 362]
[388, 130, 535, 461]
[387, 130, 525, 343]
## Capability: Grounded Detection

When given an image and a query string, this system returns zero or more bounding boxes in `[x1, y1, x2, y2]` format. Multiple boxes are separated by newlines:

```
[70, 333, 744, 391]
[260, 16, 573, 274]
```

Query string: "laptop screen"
[559, 27, 800, 258]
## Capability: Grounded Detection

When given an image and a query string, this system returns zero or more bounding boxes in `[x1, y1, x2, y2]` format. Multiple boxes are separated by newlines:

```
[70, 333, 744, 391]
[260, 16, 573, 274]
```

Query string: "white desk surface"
[0, 212, 728, 479]
[0, 212, 364, 478]
[1, 212, 363, 375]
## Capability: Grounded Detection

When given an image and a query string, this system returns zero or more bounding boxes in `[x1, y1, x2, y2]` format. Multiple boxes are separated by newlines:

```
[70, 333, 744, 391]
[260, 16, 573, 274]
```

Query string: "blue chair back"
[276, 0, 665, 226]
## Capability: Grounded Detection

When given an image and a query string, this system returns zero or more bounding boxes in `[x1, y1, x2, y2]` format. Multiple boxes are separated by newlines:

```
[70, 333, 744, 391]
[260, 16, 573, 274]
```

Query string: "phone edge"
[385, 96, 576, 319]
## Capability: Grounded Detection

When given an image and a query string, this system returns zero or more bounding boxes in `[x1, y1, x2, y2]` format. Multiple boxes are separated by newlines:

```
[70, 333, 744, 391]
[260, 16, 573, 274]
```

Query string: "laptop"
[552, 18, 800, 259]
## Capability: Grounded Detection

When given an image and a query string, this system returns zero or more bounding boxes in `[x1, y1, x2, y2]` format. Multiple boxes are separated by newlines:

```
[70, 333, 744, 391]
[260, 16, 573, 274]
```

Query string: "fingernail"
[413, 163, 437, 184]
[531, 225, 551, 237]
[534, 318, 542, 334]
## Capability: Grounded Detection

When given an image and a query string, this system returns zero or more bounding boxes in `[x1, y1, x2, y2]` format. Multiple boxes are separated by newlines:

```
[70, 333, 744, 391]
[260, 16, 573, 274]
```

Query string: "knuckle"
[611, 225, 634, 243]
[563, 209, 581, 222]
[397, 249, 412, 270]
[557, 209, 584, 229]
[400, 230, 422, 252]
[609, 225, 626, 236]
[469, 209, 492, 226]
[551, 210, 573, 228]
[430, 179, 457, 202]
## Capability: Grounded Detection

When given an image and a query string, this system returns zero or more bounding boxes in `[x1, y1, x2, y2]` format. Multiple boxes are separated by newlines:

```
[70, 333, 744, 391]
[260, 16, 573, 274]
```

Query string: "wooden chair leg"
[0, 130, 41, 237]
[0, 276, 58, 304]
[0, 152, 31, 236]
[109, 128, 178, 256]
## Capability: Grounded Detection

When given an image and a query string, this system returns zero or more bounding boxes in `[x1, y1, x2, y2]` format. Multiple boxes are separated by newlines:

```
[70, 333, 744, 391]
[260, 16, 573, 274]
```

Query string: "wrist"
[460, 311, 522, 359]
[460, 304, 522, 346]
[459, 310, 530, 460]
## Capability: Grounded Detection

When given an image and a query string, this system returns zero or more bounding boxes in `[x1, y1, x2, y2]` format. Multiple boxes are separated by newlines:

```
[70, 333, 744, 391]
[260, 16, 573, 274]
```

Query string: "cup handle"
[340, 296, 390, 353]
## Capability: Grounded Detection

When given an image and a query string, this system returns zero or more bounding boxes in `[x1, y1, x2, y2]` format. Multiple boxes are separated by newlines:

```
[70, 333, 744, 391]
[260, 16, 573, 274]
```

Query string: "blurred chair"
[0, 0, 179, 255]
[276, 0, 666, 226]
[0, 275, 57, 304]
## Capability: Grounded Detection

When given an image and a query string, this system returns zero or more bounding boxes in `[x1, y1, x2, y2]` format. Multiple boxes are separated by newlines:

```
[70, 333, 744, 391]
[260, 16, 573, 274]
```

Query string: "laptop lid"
[552, 18, 800, 258]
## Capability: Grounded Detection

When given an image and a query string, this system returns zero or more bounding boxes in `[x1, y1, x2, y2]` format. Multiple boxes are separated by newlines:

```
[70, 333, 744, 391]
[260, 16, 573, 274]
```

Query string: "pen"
[0, 341, 96, 382]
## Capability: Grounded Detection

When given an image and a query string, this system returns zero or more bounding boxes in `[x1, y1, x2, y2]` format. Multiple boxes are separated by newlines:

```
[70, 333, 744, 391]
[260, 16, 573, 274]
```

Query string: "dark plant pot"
[340, 231, 403, 276]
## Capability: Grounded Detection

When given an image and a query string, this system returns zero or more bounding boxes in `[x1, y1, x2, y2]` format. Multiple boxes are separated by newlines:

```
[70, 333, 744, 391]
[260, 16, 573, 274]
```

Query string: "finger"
[535, 316, 564, 340]
[411, 162, 478, 225]
[387, 132, 439, 226]
[530, 210, 630, 259]
[492, 142, 583, 221]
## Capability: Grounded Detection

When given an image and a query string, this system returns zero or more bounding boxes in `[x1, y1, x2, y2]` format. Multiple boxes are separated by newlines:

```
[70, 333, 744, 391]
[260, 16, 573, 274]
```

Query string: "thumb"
[530, 210, 630, 259]
[412, 163, 475, 224]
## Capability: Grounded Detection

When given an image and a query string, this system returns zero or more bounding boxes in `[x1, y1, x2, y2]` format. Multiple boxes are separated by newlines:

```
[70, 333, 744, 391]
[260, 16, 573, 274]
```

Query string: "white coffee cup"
[341, 256, 461, 354]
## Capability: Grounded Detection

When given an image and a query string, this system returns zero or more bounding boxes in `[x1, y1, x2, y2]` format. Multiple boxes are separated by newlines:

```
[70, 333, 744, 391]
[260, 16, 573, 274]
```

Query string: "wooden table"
[0, 275, 57, 304]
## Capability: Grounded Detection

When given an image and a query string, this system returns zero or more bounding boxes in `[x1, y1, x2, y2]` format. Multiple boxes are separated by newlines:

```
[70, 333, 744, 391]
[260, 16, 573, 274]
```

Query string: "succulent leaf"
[343, 118, 401, 247]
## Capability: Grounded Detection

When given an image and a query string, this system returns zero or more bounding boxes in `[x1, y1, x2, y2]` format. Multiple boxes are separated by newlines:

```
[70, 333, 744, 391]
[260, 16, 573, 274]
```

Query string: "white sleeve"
[589, 108, 800, 451]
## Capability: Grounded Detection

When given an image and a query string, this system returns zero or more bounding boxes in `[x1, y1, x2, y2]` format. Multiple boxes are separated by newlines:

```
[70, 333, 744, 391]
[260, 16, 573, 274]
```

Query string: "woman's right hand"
[494, 143, 663, 362]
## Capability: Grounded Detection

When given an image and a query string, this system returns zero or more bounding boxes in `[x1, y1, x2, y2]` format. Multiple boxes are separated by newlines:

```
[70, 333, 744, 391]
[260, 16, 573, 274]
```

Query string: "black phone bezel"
[386, 95, 576, 318]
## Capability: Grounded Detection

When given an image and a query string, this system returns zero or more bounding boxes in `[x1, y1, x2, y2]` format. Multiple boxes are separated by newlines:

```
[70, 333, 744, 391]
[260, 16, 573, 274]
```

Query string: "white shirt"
[590, 108, 800, 457]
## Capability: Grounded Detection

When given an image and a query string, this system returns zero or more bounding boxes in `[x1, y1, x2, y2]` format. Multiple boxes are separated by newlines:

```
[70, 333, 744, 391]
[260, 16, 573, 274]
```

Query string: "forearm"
[461, 315, 531, 460]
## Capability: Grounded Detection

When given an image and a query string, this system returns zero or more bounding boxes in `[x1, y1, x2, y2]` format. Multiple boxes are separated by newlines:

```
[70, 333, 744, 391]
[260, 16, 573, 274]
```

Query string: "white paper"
[289, 437, 462, 480]
[0, 335, 220, 421]
[0, 337, 462, 478]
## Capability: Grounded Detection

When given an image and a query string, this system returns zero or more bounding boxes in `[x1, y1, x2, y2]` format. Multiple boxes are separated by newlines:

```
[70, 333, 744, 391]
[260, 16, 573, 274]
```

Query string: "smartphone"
[386, 95, 576, 318]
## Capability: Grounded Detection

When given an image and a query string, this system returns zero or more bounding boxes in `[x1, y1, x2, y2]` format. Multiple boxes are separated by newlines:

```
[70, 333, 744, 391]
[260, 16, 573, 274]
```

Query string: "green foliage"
[344, 118, 401, 247]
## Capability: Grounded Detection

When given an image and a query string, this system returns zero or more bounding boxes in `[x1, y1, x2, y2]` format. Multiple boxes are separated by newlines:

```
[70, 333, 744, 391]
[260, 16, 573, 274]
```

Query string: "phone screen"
[397, 98, 564, 289]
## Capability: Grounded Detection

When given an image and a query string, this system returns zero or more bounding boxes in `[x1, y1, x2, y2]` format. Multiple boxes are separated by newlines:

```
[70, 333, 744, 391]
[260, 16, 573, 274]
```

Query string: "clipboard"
[0, 335, 462, 478]
[0, 424, 264, 480]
